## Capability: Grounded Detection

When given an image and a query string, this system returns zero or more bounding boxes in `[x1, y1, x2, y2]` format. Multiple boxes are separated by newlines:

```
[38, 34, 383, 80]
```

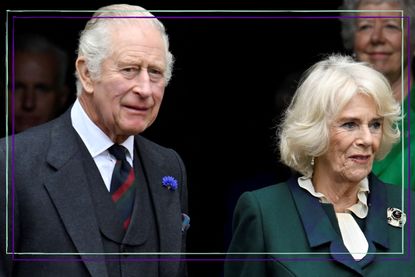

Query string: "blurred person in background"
[9, 33, 69, 134]
[340, 0, 415, 189]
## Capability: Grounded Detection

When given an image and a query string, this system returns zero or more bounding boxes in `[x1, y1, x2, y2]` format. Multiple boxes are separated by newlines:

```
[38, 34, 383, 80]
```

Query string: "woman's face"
[316, 94, 383, 184]
[353, 2, 405, 83]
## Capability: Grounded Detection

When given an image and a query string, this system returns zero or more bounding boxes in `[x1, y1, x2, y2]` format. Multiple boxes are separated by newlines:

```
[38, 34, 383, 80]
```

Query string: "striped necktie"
[108, 144, 136, 230]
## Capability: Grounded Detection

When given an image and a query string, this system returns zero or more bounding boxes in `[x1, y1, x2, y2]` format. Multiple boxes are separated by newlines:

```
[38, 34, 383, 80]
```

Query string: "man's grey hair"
[75, 4, 174, 96]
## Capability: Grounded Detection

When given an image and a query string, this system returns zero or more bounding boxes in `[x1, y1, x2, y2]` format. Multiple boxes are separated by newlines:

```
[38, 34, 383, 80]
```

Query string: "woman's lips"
[349, 155, 371, 163]
[368, 52, 391, 60]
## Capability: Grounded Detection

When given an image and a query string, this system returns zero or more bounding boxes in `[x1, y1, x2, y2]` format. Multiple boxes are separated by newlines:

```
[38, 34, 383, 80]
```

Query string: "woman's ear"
[75, 56, 94, 94]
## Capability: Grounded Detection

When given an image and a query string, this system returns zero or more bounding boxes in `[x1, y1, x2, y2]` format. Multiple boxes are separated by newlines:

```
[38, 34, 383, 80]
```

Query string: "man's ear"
[75, 56, 94, 94]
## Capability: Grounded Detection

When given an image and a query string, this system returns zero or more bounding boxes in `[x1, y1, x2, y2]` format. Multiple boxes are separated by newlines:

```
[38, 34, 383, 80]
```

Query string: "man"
[0, 4, 189, 277]
[10, 34, 69, 134]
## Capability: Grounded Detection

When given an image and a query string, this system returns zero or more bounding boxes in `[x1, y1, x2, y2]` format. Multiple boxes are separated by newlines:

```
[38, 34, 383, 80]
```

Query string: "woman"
[225, 55, 414, 276]
[340, 0, 415, 189]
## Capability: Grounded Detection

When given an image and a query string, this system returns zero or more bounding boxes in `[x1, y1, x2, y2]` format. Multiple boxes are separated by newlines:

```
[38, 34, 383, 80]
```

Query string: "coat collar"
[288, 174, 390, 275]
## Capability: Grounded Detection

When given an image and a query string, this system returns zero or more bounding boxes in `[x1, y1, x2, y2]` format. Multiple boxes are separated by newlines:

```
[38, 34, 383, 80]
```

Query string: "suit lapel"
[288, 177, 364, 275]
[134, 136, 182, 275]
[43, 111, 108, 277]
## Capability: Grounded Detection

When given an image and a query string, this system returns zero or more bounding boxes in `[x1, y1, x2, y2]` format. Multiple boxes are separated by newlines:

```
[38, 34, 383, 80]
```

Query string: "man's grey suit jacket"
[0, 110, 188, 277]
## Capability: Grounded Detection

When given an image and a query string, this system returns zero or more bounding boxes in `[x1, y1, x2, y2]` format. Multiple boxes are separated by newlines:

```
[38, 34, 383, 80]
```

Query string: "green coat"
[225, 174, 414, 277]
[373, 86, 415, 190]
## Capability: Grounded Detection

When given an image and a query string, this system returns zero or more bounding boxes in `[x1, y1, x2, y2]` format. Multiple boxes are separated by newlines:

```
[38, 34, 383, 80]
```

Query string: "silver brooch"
[387, 207, 406, 228]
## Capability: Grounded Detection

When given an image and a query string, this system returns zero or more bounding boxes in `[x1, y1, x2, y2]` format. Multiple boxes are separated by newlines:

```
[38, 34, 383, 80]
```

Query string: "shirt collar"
[298, 176, 369, 218]
[70, 99, 134, 160]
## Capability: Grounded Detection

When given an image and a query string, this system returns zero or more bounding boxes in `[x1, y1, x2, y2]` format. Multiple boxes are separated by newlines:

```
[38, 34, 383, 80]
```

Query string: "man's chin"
[120, 124, 148, 136]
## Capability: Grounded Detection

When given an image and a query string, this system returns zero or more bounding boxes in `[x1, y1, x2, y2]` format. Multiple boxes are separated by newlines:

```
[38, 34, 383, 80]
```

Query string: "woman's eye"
[369, 121, 382, 130]
[358, 24, 371, 31]
[341, 122, 357, 129]
[357, 22, 373, 31]
[385, 24, 401, 31]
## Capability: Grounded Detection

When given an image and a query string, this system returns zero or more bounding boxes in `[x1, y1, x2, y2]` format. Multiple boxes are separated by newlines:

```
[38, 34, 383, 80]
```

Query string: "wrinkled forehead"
[106, 19, 165, 47]
[104, 22, 167, 65]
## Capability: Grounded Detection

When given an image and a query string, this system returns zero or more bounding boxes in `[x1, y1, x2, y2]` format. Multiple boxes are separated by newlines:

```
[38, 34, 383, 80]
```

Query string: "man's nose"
[132, 70, 152, 97]
[21, 89, 37, 111]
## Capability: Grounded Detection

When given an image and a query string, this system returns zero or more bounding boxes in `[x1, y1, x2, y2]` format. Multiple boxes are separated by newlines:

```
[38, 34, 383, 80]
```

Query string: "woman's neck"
[312, 169, 360, 213]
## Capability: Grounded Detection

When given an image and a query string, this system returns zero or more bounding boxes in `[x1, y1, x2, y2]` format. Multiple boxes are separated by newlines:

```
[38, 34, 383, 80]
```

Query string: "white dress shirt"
[71, 99, 134, 191]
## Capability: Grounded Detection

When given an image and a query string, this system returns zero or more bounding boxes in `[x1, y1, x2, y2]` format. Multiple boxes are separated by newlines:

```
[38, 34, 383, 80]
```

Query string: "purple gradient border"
[8, 13, 412, 263]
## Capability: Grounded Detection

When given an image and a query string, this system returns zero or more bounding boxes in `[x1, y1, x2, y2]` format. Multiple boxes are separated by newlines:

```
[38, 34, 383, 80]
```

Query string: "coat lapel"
[287, 177, 364, 275]
[43, 111, 108, 277]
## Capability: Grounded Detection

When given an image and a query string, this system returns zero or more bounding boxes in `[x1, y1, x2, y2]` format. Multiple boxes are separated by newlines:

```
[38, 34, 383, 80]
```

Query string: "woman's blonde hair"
[278, 54, 401, 177]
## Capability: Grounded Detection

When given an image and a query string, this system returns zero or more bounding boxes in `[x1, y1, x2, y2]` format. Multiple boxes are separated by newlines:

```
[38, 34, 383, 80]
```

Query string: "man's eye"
[122, 67, 138, 73]
[148, 68, 162, 76]
[121, 67, 139, 78]
[34, 84, 53, 94]
[148, 68, 164, 81]
[12, 83, 24, 94]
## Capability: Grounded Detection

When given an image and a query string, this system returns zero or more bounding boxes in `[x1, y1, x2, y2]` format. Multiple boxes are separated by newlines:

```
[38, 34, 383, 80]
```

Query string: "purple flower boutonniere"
[162, 176, 178, 191]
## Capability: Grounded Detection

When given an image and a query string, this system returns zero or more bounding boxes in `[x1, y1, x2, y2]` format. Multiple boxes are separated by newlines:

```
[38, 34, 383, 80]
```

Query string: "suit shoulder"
[136, 135, 170, 152]
[135, 135, 182, 159]
[0, 120, 54, 152]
